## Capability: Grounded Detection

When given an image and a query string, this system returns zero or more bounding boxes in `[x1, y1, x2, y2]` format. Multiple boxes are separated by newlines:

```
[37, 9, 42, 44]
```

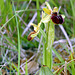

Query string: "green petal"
[61, 15, 65, 18]
[53, 7, 58, 12]
[42, 15, 51, 23]
[31, 31, 39, 37]
[43, 8, 51, 15]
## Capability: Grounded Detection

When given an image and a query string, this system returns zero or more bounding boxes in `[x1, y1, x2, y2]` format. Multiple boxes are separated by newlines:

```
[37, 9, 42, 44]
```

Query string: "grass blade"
[12, 1, 21, 75]
[52, 47, 64, 62]
[70, 0, 75, 37]
[36, 0, 40, 23]
[25, 59, 28, 75]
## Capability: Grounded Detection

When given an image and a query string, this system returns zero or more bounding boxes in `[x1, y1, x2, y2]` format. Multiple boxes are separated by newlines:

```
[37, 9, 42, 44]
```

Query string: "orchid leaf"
[39, 66, 54, 75]
[46, 20, 54, 69]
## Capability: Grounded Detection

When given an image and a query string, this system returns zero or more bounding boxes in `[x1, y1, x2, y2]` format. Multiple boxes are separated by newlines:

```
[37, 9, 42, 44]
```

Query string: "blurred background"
[0, 0, 75, 75]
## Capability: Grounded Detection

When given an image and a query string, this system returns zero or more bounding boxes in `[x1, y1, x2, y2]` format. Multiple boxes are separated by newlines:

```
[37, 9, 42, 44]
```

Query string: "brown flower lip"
[51, 12, 64, 24]
[27, 31, 36, 41]
[43, 65, 47, 67]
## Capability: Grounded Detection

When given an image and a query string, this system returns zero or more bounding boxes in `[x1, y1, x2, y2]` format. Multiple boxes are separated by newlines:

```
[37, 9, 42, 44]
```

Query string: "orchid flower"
[42, 2, 65, 24]
[27, 2, 65, 41]
[27, 21, 41, 41]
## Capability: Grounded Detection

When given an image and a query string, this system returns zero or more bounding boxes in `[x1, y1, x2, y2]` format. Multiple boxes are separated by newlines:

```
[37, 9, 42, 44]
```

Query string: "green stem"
[12, 1, 20, 75]
[25, 59, 28, 75]
[36, 0, 40, 23]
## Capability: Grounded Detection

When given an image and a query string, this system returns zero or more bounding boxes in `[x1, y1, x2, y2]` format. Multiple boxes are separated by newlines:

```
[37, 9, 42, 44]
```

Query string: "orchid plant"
[27, 1, 65, 73]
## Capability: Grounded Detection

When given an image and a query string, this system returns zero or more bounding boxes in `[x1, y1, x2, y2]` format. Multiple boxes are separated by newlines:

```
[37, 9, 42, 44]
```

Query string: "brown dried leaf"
[27, 60, 39, 74]
[21, 60, 39, 74]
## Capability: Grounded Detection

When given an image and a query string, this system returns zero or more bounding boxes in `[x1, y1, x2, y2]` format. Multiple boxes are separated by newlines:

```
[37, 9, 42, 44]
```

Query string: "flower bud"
[27, 31, 36, 41]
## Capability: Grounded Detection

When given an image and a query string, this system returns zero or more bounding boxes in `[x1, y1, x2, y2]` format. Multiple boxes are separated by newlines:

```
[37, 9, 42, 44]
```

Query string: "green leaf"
[12, 63, 21, 75]
[36, 0, 40, 23]
[47, 20, 54, 49]
[46, 20, 54, 69]
[0, 14, 16, 31]
[71, 53, 75, 75]
[39, 66, 54, 75]
[12, 1, 21, 75]
[70, 0, 75, 37]
[0, 0, 6, 24]
[39, 27, 47, 41]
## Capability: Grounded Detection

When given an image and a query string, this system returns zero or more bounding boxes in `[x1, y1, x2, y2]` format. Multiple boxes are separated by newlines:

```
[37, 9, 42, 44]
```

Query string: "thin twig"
[59, 25, 73, 52]
[64, 61, 67, 75]
[22, 12, 37, 36]
[53, 38, 75, 45]
[53, 39, 66, 45]
[58, 6, 61, 14]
